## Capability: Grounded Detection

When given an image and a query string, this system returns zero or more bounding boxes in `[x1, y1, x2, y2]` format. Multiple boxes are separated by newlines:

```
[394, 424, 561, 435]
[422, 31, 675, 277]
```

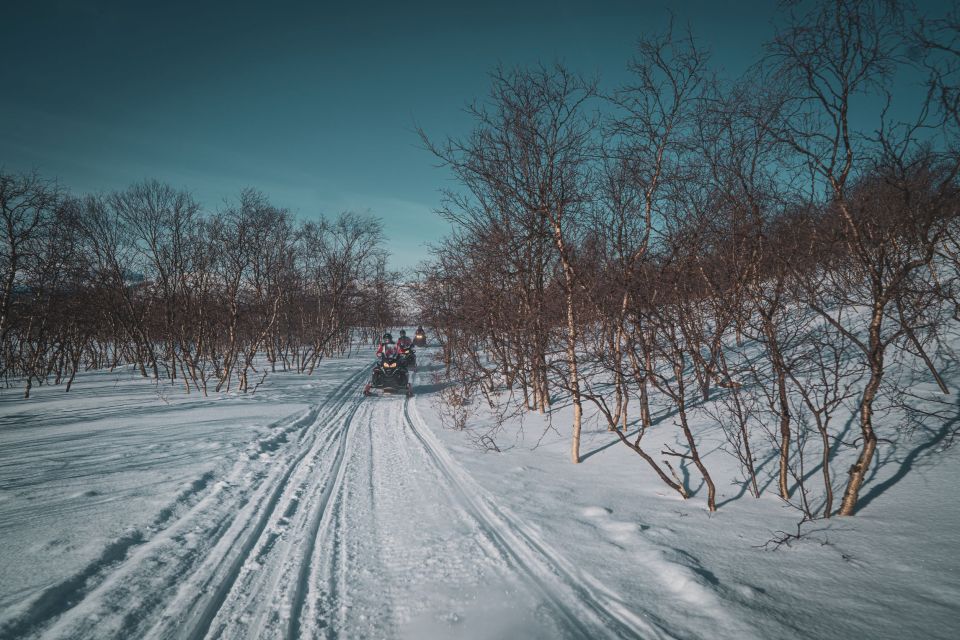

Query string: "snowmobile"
[413, 326, 427, 347]
[363, 350, 413, 396]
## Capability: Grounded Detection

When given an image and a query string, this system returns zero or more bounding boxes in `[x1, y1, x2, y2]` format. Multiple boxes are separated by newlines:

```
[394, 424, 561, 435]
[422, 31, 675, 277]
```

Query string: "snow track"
[2, 363, 658, 639]
[165, 367, 370, 640]
[401, 396, 663, 640]
[1, 364, 369, 640]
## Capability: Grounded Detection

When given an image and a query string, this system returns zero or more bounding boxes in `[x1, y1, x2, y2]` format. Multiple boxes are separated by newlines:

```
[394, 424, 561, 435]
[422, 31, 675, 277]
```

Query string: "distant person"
[396, 329, 413, 352]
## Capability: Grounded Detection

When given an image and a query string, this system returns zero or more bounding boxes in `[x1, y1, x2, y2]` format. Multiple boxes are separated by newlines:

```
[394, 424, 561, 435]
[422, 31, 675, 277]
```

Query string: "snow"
[1, 338, 959, 639]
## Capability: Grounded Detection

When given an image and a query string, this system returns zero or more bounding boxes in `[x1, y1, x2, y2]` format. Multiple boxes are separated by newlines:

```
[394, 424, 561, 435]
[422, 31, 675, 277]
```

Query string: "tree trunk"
[561, 264, 583, 464]
[838, 370, 880, 515]
[838, 308, 884, 516]
[674, 357, 717, 511]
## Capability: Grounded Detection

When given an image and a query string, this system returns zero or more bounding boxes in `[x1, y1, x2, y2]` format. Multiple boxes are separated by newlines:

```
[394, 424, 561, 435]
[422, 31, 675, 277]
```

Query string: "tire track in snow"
[179, 367, 369, 640]
[286, 390, 365, 639]
[297, 391, 527, 639]
[27, 363, 371, 640]
[0, 366, 365, 640]
[298, 396, 397, 639]
[402, 396, 667, 640]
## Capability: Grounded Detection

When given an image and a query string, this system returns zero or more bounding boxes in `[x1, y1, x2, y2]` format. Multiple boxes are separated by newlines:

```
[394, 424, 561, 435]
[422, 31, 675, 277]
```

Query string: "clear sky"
[0, 0, 945, 272]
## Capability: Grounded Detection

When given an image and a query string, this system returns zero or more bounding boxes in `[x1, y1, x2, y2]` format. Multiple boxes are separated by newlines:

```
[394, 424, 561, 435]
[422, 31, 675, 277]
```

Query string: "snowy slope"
[413, 338, 960, 640]
[0, 339, 958, 639]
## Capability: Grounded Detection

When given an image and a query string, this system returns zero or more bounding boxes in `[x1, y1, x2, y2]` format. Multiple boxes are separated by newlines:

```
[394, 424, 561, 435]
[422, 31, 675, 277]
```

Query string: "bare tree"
[0, 171, 61, 378]
[422, 63, 598, 462]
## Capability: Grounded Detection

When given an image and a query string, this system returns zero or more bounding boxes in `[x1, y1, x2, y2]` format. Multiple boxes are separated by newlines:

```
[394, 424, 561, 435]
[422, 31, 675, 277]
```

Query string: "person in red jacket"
[395, 329, 416, 369]
[395, 329, 413, 352]
[375, 332, 395, 360]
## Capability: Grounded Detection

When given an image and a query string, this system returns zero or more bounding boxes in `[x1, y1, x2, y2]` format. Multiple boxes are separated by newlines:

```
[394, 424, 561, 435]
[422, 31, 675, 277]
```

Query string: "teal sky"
[0, 1, 945, 271]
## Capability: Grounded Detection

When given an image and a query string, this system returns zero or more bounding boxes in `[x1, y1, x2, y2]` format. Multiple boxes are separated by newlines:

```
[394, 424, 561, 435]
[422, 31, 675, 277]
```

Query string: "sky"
[0, 0, 947, 272]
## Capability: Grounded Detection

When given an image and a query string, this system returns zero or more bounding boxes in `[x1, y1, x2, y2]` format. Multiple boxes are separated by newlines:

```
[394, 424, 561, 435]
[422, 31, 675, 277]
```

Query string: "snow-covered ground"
[1, 341, 958, 639]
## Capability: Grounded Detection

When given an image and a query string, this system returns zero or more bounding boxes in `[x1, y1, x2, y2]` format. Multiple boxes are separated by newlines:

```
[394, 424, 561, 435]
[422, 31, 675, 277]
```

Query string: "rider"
[395, 329, 413, 353]
[375, 332, 395, 360]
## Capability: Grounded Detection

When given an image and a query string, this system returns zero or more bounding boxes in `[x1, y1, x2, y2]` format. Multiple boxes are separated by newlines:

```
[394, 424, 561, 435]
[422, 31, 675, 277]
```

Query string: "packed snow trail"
[0, 362, 662, 639]
[197, 384, 652, 639]
[1, 365, 371, 640]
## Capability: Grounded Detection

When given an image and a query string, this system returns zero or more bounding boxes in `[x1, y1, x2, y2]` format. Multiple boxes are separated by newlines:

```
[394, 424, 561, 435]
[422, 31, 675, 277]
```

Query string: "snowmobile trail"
[401, 395, 665, 640]
[4, 364, 369, 640]
[291, 390, 576, 639]
[3, 361, 661, 640]
[175, 372, 368, 640]
[285, 390, 364, 639]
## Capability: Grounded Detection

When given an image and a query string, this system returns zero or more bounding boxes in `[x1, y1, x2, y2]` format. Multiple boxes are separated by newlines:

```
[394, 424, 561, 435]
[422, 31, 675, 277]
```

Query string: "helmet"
[382, 332, 393, 342]
[399, 329, 407, 337]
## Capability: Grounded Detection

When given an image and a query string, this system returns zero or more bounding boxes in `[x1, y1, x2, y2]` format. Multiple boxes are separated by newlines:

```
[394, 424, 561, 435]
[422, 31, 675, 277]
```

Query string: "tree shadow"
[578, 403, 682, 462]
[580, 427, 640, 462]
[678, 458, 704, 498]
[410, 380, 453, 396]
[855, 406, 960, 513]
[783, 409, 858, 504]
[715, 478, 756, 509]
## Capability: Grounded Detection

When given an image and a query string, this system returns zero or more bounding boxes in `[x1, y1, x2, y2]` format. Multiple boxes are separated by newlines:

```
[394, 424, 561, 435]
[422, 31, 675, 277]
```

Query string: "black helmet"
[399, 329, 407, 337]
[382, 332, 393, 342]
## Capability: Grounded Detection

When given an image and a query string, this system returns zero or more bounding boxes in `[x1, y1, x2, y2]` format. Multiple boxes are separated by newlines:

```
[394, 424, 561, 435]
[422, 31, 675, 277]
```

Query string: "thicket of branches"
[418, 0, 960, 517]
[0, 179, 394, 398]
